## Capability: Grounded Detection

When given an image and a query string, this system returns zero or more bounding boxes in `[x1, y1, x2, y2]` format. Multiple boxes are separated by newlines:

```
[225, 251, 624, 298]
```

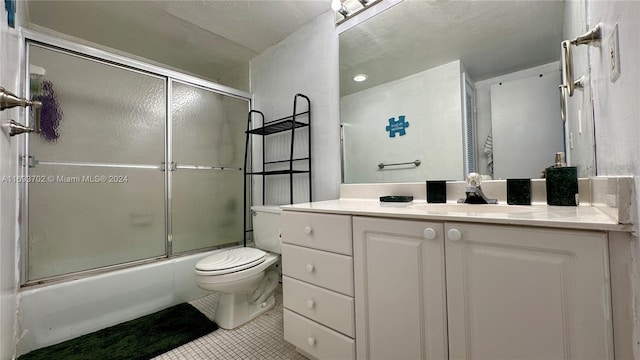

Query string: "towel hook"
[571, 23, 602, 46]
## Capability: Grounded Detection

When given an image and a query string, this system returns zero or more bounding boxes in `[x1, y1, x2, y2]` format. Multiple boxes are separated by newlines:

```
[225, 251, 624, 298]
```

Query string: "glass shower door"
[26, 44, 167, 281]
[170, 81, 248, 254]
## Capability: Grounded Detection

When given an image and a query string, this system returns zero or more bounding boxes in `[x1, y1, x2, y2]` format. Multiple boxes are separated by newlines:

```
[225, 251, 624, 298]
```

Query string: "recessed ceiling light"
[353, 74, 368, 82]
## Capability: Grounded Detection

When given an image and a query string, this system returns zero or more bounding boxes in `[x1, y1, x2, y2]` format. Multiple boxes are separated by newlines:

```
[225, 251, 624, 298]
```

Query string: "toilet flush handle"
[306, 300, 315, 309]
[304, 226, 312, 235]
[307, 337, 316, 346]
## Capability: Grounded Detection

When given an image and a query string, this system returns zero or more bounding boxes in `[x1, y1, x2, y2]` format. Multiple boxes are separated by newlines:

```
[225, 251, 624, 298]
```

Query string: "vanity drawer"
[283, 276, 355, 337]
[284, 309, 356, 360]
[282, 212, 352, 255]
[282, 244, 354, 296]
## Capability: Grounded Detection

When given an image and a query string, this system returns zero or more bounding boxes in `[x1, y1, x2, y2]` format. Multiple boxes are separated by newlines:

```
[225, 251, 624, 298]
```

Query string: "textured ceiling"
[26, 0, 566, 93]
[27, 0, 331, 82]
[340, 0, 566, 96]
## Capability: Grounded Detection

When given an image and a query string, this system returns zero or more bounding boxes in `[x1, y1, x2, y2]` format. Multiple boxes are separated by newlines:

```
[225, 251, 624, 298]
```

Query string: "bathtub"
[16, 250, 218, 356]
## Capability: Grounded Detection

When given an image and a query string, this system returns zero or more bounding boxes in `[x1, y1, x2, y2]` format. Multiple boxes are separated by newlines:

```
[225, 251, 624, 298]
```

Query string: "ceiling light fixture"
[353, 74, 368, 82]
[331, 0, 350, 17]
[331, 0, 379, 23]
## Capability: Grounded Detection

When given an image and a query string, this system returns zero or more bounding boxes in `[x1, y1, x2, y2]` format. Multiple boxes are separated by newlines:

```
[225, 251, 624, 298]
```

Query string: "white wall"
[584, 1, 640, 357]
[489, 66, 564, 179]
[0, 3, 26, 359]
[589, 2, 640, 176]
[475, 62, 562, 177]
[250, 11, 340, 204]
[341, 60, 464, 183]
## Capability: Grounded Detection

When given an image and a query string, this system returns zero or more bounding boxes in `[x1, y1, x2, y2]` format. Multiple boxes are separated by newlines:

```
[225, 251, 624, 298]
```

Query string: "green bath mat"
[19, 303, 218, 360]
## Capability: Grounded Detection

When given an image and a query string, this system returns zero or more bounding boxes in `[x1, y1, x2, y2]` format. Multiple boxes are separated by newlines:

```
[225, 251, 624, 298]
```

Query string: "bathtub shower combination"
[21, 34, 251, 285]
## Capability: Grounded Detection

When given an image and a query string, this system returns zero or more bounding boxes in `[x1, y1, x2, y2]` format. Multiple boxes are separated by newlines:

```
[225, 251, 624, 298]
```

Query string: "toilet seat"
[195, 247, 266, 275]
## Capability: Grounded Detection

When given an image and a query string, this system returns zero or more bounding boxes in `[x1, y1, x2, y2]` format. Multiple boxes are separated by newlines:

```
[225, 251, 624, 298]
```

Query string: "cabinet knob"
[306, 300, 315, 309]
[447, 228, 462, 241]
[307, 337, 316, 346]
[304, 226, 312, 235]
[423, 228, 437, 240]
[306, 263, 315, 273]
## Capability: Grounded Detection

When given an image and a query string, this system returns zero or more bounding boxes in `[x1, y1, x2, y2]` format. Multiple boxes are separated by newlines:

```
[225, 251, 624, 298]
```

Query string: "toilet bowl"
[194, 205, 281, 329]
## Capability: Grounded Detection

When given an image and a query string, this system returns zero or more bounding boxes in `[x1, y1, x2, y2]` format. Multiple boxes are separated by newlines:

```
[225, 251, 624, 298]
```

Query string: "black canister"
[426, 180, 447, 203]
[507, 179, 531, 205]
[545, 166, 578, 206]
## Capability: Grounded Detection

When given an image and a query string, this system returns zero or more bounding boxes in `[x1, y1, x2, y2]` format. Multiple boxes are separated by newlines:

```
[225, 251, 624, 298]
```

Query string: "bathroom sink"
[408, 203, 534, 214]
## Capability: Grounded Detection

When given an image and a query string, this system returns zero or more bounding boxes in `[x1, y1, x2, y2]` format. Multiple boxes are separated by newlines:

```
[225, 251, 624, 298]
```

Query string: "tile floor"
[154, 285, 308, 360]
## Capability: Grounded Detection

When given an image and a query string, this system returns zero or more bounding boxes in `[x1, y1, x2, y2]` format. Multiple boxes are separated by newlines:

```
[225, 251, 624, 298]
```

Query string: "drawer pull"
[304, 226, 313, 235]
[307, 337, 316, 346]
[306, 299, 315, 309]
[306, 263, 315, 273]
[447, 228, 462, 241]
[423, 228, 437, 240]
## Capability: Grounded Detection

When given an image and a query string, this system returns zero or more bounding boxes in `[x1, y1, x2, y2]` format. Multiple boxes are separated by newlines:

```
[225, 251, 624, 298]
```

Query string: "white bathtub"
[16, 250, 218, 357]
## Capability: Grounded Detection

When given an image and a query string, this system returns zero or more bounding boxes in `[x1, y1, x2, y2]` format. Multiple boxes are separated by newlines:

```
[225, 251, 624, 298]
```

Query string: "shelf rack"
[243, 94, 312, 245]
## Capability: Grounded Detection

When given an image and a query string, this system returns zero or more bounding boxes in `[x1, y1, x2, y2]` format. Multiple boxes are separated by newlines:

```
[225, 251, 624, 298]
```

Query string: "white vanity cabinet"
[353, 217, 448, 360]
[281, 211, 356, 360]
[283, 210, 614, 360]
[444, 222, 613, 360]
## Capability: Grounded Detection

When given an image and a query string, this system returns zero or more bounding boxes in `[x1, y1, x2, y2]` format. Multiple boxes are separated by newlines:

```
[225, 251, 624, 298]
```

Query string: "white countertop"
[281, 199, 632, 232]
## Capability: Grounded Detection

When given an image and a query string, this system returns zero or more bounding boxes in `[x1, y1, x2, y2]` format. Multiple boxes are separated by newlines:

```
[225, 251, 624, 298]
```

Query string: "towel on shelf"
[483, 133, 493, 175]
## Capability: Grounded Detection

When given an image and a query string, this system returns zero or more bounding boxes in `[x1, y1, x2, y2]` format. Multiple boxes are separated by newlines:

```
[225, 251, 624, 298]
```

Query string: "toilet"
[195, 205, 281, 329]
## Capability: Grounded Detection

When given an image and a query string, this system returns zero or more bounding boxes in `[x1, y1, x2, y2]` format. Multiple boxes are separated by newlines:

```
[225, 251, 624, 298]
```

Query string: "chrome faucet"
[458, 173, 497, 204]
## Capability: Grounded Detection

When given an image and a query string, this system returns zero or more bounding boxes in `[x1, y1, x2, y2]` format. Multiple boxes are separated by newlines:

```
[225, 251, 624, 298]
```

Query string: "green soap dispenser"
[545, 152, 578, 206]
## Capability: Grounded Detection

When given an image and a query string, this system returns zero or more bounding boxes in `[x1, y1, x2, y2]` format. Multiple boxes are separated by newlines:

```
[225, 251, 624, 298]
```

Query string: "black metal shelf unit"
[243, 94, 312, 245]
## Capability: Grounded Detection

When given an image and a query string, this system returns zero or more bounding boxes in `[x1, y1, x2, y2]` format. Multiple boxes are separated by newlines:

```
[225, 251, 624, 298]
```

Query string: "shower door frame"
[19, 30, 252, 286]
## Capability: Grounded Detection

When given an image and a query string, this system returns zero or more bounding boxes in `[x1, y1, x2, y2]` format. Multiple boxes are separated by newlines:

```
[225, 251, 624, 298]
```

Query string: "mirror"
[340, 0, 595, 183]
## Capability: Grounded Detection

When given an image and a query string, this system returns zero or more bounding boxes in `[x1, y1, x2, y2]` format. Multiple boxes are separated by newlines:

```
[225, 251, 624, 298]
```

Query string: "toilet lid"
[195, 247, 266, 275]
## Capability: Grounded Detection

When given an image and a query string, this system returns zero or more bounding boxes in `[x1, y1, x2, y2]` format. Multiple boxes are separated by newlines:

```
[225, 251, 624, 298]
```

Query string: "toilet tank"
[251, 205, 282, 254]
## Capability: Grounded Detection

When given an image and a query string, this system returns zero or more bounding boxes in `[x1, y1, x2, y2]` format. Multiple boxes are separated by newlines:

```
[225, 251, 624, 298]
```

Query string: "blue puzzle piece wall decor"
[385, 115, 409, 137]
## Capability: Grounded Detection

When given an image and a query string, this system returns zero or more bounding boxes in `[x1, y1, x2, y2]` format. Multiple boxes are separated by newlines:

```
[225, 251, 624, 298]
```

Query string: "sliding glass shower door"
[27, 44, 167, 281]
[170, 81, 247, 254]
[24, 41, 250, 283]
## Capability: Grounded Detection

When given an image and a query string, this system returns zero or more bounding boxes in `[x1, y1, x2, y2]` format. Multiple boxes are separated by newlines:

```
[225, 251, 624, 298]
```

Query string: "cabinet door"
[353, 217, 447, 360]
[445, 222, 613, 360]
